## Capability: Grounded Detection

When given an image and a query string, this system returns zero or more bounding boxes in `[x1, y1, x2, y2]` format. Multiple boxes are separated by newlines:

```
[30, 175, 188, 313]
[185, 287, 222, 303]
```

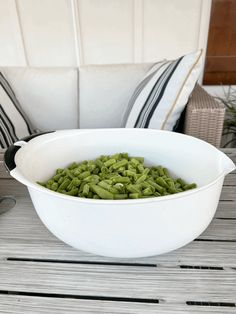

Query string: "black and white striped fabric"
[123, 50, 203, 130]
[0, 72, 35, 149]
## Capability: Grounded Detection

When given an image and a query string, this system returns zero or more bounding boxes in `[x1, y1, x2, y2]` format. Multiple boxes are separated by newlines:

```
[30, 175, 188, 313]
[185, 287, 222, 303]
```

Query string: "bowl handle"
[4, 131, 54, 172]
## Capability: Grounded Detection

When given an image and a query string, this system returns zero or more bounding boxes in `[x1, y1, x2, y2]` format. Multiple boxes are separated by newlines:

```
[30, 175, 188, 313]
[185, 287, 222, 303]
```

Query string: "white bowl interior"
[15, 129, 224, 188]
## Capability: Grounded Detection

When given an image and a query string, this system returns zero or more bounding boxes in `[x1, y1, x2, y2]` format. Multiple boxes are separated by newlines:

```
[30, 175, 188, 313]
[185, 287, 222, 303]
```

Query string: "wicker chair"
[184, 84, 225, 148]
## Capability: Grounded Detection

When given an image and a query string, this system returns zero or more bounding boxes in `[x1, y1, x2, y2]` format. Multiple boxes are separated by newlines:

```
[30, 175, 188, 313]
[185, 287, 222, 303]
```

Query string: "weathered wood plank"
[0, 259, 235, 303]
[220, 186, 236, 201]
[201, 218, 236, 240]
[0, 179, 27, 197]
[215, 201, 236, 218]
[1, 238, 236, 268]
[224, 173, 236, 186]
[0, 295, 235, 314]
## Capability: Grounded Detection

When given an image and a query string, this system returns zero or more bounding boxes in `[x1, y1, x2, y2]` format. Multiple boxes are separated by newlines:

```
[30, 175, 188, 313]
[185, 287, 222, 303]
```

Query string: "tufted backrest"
[1, 63, 154, 130]
[0, 67, 78, 130]
[78, 63, 153, 128]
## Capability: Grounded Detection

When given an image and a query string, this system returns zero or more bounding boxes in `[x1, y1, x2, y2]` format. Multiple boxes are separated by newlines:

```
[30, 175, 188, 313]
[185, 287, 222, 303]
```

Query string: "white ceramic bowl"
[4, 129, 235, 258]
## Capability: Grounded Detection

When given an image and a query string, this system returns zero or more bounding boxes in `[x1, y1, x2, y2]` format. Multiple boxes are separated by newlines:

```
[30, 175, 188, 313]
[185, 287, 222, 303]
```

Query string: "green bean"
[113, 183, 126, 193]
[113, 194, 128, 199]
[156, 177, 169, 189]
[38, 153, 197, 199]
[143, 187, 154, 196]
[66, 188, 79, 196]
[132, 157, 144, 163]
[67, 178, 80, 191]
[68, 162, 79, 170]
[90, 184, 114, 200]
[66, 170, 75, 180]
[96, 159, 103, 168]
[163, 168, 170, 177]
[52, 174, 62, 182]
[176, 178, 187, 187]
[79, 171, 90, 180]
[56, 168, 64, 174]
[51, 182, 58, 191]
[98, 181, 119, 194]
[82, 184, 90, 196]
[111, 153, 121, 160]
[127, 184, 140, 194]
[136, 174, 147, 184]
[112, 159, 128, 170]
[157, 166, 165, 176]
[93, 194, 100, 199]
[58, 178, 71, 191]
[147, 180, 165, 194]
[129, 193, 140, 199]
[58, 177, 64, 185]
[137, 164, 144, 173]
[183, 183, 197, 190]
[124, 170, 137, 178]
[130, 158, 140, 167]
[112, 176, 130, 184]
[104, 158, 116, 167]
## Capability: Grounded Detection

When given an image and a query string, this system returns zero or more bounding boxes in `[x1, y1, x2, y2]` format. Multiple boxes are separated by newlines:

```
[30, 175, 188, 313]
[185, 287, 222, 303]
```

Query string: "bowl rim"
[10, 128, 230, 205]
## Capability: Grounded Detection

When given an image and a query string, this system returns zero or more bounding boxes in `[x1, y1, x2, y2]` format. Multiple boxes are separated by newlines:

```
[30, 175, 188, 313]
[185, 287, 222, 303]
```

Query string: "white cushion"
[0, 67, 78, 130]
[78, 63, 154, 128]
[123, 50, 203, 130]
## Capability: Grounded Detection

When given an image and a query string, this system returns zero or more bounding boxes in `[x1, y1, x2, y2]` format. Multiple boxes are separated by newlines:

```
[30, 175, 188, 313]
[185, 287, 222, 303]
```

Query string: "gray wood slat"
[0, 259, 235, 303]
[0, 295, 235, 314]
[215, 201, 236, 218]
[220, 186, 236, 201]
[1, 239, 236, 268]
[200, 219, 236, 240]
[224, 173, 236, 186]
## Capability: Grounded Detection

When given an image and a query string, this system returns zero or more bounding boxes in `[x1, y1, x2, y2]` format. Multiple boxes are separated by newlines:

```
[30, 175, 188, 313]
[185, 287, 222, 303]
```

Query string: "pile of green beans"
[37, 153, 197, 200]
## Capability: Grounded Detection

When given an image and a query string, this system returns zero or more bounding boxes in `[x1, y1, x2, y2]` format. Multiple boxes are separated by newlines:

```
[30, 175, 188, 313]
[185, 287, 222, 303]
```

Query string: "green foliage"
[215, 86, 236, 147]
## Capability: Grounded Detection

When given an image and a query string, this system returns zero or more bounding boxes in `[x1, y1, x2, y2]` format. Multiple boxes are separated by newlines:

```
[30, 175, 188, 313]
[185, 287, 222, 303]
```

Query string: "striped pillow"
[0, 72, 35, 149]
[123, 50, 203, 130]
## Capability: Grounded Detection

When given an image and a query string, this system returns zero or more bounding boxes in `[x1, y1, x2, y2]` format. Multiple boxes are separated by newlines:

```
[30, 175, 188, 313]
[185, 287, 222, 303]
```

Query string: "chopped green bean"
[90, 184, 114, 200]
[58, 178, 70, 191]
[112, 159, 128, 170]
[38, 153, 197, 199]
[129, 193, 140, 199]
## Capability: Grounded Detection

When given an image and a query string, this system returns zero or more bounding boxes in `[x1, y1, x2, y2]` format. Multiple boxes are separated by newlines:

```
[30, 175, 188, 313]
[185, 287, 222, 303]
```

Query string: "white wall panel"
[143, 0, 203, 61]
[77, 0, 134, 64]
[0, 0, 211, 66]
[17, 0, 77, 66]
[0, 0, 26, 66]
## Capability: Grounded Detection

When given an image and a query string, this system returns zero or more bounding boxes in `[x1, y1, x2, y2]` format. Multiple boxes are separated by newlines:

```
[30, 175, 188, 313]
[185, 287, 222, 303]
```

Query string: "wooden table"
[0, 149, 236, 314]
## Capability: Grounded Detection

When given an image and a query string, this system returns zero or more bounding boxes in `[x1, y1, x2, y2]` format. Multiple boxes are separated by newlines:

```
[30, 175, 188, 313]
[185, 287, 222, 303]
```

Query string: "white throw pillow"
[123, 50, 203, 130]
[0, 72, 35, 148]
